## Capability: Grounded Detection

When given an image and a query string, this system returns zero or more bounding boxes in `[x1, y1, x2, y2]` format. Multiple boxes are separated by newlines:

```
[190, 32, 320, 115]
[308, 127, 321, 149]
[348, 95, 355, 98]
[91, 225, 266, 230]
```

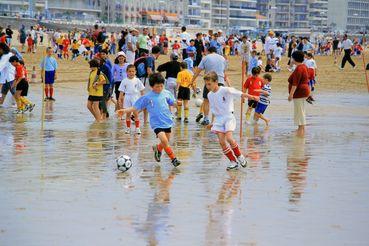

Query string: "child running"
[62, 34, 70, 59]
[254, 73, 272, 126]
[9, 56, 35, 114]
[87, 59, 107, 122]
[304, 53, 317, 104]
[176, 62, 194, 123]
[243, 67, 263, 124]
[118, 64, 145, 135]
[205, 71, 257, 170]
[116, 73, 181, 167]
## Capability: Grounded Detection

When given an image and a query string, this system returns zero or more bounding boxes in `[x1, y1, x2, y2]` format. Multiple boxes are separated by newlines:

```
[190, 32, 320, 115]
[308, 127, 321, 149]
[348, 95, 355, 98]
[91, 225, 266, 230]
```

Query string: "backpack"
[134, 56, 148, 78]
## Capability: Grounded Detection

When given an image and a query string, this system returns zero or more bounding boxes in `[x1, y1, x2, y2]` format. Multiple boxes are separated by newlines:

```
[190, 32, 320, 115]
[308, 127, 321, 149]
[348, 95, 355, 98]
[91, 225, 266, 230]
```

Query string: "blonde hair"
[203, 71, 218, 82]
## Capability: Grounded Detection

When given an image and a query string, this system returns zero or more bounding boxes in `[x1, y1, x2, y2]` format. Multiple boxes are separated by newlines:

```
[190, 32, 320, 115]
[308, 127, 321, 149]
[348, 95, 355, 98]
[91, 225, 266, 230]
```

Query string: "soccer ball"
[195, 98, 203, 107]
[116, 155, 132, 172]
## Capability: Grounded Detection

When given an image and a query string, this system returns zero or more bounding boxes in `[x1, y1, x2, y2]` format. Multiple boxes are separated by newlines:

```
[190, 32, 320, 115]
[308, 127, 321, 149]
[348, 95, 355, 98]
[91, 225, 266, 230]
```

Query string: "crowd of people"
[0, 23, 366, 170]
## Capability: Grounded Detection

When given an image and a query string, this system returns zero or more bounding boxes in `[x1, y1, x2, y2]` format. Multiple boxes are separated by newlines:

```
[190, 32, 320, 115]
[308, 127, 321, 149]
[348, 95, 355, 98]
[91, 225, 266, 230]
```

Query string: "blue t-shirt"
[40, 56, 58, 71]
[248, 56, 258, 73]
[134, 90, 175, 130]
[184, 57, 194, 72]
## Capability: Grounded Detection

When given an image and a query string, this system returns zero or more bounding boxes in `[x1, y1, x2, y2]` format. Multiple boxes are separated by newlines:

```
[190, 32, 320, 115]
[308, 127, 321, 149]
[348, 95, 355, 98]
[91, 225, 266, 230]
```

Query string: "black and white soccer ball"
[116, 155, 132, 172]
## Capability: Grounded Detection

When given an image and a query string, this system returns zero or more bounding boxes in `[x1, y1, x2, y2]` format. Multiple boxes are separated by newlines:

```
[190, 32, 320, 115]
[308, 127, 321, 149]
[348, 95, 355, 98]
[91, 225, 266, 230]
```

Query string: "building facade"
[328, 0, 369, 33]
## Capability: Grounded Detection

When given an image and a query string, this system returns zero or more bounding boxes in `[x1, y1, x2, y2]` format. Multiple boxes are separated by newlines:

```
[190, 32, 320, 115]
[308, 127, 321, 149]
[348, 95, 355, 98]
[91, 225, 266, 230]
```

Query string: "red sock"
[50, 87, 54, 97]
[45, 88, 49, 98]
[126, 120, 131, 128]
[231, 142, 241, 157]
[157, 143, 163, 152]
[223, 146, 237, 162]
[135, 120, 140, 128]
[164, 146, 176, 160]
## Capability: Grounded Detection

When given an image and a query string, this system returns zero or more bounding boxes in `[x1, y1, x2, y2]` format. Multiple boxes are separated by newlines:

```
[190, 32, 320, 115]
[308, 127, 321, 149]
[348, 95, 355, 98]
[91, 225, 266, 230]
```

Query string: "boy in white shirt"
[274, 43, 283, 71]
[118, 64, 145, 134]
[205, 71, 257, 170]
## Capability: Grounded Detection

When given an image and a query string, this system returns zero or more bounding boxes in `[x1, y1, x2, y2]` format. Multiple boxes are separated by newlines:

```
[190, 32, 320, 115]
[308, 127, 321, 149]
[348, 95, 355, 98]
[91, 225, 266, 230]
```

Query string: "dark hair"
[149, 73, 165, 87]
[251, 66, 261, 75]
[263, 73, 272, 82]
[208, 46, 217, 53]
[291, 50, 305, 63]
[196, 33, 202, 38]
[151, 46, 161, 54]
[190, 39, 195, 43]
[126, 64, 135, 71]
[100, 49, 109, 54]
[114, 55, 126, 64]
[180, 62, 188, 69]
[89, 59, 100, 68]
[181, 26, 186, 32]
[9, 55, 19, 63]
[0, 42, 10, 53]
[306, 52, 314, 58]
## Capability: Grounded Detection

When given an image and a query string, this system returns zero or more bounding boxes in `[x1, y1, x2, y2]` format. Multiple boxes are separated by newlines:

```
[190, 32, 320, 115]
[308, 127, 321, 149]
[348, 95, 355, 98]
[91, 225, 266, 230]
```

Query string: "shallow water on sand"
[1, 83, 369, 245]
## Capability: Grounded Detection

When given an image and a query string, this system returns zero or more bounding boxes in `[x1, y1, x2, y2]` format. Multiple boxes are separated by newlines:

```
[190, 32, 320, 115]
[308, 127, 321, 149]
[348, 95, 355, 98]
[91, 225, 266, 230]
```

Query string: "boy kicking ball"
[205, 72, 258, 171]
[116, 73, 181, 167]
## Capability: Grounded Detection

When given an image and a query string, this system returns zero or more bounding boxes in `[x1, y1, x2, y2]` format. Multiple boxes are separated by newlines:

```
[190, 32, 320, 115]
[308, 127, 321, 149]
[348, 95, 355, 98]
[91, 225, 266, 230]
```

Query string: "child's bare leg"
[184, 100, 189, 119]
[92, 101, 102, 122]
[157, 132, 177, 162]
[177, 99, 182, 119]
[257, 113, 270, 125]
[144, 109, 148, 123]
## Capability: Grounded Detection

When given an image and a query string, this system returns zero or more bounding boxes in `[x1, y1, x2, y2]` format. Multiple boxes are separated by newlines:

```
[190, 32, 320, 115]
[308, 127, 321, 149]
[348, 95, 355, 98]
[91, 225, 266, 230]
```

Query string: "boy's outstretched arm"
[116, 107, 138, 117]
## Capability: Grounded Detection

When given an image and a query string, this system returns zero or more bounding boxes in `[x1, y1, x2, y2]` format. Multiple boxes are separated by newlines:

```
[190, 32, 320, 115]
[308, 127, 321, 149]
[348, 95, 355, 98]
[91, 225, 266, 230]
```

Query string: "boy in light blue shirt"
[116, 73, 181, 167]
[248, 50, 258, 74]
[40, 47, 58, 101]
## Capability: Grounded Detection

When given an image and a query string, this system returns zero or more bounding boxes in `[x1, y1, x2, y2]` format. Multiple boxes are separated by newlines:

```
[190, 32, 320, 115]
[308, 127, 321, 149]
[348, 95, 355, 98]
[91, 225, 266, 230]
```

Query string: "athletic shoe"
[195, 113, 203, 123]
[27, 104, 35, 112]
[177, 117, 182, 121]
[124, 128, 131, 134]
[353, 65, 357, 69]
[226, 161, 239, 171]
[184, 118, 189, 123]
[171, 158, 181, 167]
[49, 97, 56, 101]
[237, 155, 247, 168]
[13, 109, 24, 114]
[44, 98, 49, 102]
[152, 145, 162, 162]
[201, 119, 210, 126]
[339, 67, 343, 70]
[135, 128, 141, 135]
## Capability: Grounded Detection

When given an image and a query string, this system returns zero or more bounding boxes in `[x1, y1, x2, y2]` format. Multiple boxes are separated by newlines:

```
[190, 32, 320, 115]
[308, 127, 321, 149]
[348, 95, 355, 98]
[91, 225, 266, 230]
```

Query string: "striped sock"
[230, 142, 241, 157]
[223, 146, 237, 162]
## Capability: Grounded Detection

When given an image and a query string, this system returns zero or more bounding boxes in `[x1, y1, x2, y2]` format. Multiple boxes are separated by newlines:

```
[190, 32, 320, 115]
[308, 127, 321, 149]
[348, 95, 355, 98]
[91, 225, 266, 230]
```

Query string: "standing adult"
[302, 38, 314, 53]
[287, 36, 297, 65]
[216, 30, 226, 55]
[126, 28, 138, 64]
[240, 35, 251, 79]
[264, 31, 277, 59]
[0, 43, 15, 105]
[180, 26, 191, 59]
[332, 36, 340, 64]
[340, 34, 356, 70]
[19, 25, 27, 53]
[194, 33, 205, 67]
[191, 46, 230, 125]
[5, 25, 13, 46]
[157, 53, 181, 98]
[288, 51, 310, 137]
[137, 28, 150, 57]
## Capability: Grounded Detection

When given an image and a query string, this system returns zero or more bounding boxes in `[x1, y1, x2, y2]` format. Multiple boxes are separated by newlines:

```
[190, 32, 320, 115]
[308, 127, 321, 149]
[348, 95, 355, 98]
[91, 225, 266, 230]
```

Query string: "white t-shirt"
[118, 77, 145, 95]
[208, 87, 243, 117]
[0, 53, 12, 84]
[265, 36, 278, 54]
[304, 59, 317, 69]
[342, 39, 353, 50]
[274, 47, 283, 59]
[240, 41, 251, 56]
[180, 32, 191, 49]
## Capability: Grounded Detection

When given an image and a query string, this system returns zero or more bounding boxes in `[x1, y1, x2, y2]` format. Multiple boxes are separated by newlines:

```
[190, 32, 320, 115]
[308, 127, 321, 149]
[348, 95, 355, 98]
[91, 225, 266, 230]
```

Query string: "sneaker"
[49, 97, 56, 101]
[177, 117, 182, 121]
[353, 65, 357, 69]
[226, 161, 239, 171]
[184, 117, 189, 123]
[27, 104, 35, 112]
[152, 145, 162, 162]
[237, 155, 247, 168]
[171, 158, 181, 167]
[135, 128, 141, 135]
[13, 109, 24, 114]
[201, 119, 210, 126]
[195, 113, 203, 123]
[44, 97, 49, 102]
[339, 67, 344, 70]
[124, 128, 131, 134]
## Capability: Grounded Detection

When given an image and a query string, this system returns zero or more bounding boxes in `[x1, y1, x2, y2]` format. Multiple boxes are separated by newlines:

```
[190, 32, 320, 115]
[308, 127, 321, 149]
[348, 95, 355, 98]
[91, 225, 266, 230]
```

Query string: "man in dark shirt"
[194, 33, 205, 67]
[5, 25, 13, 46]
[157, 52, 181, 98]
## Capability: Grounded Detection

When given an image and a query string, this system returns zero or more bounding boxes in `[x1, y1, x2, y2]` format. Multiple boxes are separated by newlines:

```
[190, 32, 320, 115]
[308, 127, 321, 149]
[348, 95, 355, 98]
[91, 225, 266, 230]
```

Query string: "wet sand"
[0, 48, 369, 245]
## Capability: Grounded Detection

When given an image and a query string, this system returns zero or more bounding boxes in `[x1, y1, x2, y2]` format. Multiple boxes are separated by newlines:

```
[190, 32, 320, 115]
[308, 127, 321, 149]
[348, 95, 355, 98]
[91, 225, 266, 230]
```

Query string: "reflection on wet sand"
[206, 172, 244, 246]
[245, 125, 271, 169]
[140, 166, 179, 246]
[287, 136, 309, 204]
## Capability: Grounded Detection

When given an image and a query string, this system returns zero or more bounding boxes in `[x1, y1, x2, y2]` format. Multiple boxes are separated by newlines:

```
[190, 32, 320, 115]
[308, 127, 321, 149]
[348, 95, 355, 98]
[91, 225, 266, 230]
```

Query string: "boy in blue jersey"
[116, 73, 181, 167]
[254, 73, 272, 126]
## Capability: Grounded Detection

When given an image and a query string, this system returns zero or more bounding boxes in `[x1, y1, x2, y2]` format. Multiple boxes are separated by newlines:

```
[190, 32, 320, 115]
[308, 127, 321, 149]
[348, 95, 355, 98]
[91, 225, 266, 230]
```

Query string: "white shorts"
[241, 54, 250, 62]
[126, 50, 136, 65]
[211, 115, 236, 133]
[293, 98, 307, 126]
[123, 95, 139, 108]
[165, 77, 177, 99]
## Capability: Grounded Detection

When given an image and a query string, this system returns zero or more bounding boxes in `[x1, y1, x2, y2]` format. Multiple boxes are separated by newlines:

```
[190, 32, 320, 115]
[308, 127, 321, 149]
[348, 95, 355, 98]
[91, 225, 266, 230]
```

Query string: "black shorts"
[154, 127, 172, 135]
[58, 45, 63, 50]
[16, 79, 29, 96]
[88, 95, 103, 102]
[177, 86, 190, 100]
[203, 83, 223, 99]
[86, 47, 91, 51]
[1, 81, 15, 95]
[248, 99, 258, 108]
[72, 49, 79, 54]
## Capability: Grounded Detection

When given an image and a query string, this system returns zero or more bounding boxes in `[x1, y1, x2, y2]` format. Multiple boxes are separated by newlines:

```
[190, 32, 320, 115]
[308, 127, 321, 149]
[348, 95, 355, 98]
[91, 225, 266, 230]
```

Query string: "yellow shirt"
[177, 69, 193, 88]
[57, 37, 64, 45]
[72, 43, 80, 50]
[88, 70, 106, 97]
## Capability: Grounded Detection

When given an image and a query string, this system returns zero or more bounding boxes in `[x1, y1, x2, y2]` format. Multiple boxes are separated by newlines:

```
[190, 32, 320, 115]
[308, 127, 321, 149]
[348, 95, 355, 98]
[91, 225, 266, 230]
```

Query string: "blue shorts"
[309, 79, 316, 91]
[255, 103, 268, 114]
[45, 70, 55, 84]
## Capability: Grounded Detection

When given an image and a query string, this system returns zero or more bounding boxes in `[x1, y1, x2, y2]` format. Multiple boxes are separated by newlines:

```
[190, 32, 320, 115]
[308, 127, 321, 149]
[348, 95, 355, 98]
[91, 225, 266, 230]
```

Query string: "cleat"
[184, 118, 189, 123]
[171, 158, 181, 167]
[49, 97, 56, 101]
[237, 155, 247, 168]
[135, 128, 141, 135]
[124, 128, 131, 134]
[226, 161, 239, 171]
[152, 145, 162, 162]
[195, 113, 203, 123]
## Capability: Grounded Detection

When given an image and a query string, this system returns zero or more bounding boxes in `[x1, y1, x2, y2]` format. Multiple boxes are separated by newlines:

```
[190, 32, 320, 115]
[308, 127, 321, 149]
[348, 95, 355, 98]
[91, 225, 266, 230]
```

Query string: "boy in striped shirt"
[254, 73, 272, 126]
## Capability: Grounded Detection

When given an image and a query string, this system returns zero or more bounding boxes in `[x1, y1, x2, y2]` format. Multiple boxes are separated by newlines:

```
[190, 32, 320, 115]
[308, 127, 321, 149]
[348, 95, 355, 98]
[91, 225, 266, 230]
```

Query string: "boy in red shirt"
[9, 56, 35, 113]
[62, 35, 70, 59]
[243, 67, 263, 124]
[26, 34, 33, 53]
[172, 40, 180, 54]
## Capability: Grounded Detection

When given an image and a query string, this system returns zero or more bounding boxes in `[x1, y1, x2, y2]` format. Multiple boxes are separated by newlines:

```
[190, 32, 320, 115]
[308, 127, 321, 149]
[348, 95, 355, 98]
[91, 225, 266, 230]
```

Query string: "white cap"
[116, 51, 126, 58]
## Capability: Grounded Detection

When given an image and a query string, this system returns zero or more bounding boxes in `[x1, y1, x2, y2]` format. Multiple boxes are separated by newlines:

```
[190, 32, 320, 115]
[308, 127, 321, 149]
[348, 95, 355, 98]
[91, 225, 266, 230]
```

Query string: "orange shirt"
[0, 35, 6, 43]
[62, 39, 70, 48]
[15, 64, 26, 80]
[243, 76, 263, 96]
